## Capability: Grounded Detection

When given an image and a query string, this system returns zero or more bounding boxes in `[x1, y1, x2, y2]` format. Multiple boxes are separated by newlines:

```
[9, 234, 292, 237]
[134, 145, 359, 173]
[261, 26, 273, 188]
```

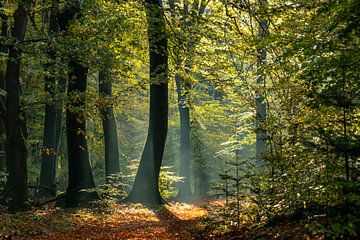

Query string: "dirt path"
[16, 203, 207, 240]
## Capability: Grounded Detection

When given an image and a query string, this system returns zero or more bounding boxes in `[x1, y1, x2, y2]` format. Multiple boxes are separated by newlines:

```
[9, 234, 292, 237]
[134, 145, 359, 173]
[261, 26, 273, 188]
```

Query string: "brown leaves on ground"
[0, 202, 207, 240]
[1, 200, 327, 239]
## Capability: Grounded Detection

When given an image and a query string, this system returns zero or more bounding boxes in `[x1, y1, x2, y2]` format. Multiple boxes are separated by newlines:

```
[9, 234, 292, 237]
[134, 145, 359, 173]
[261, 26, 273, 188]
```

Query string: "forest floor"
[0, 200, 326, 240]
[0, 202, 207, 240]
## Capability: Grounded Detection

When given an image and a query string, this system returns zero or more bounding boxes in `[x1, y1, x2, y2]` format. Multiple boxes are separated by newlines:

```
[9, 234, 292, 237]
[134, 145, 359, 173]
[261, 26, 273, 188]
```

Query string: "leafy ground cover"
[0, 202, 206, 240]
[0, 200, 341, 239]
[201, 200, 355, 240]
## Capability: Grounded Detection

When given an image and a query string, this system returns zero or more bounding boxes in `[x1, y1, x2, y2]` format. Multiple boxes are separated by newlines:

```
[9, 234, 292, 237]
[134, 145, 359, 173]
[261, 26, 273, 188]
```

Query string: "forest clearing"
[0, 0, 359, 239]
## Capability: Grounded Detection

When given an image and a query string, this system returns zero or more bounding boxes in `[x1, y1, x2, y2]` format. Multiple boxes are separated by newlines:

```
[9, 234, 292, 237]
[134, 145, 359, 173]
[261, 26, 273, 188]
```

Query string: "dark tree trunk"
[175, 74, 192, 199]
[124, 0, 168, 205]
[99, 70, 120, 183]
[0, 121, 4, 176]
[56, 2, 97, 207]
[0, 2, 8, 176]
[39, 0, 63, 199]
[38, 66, 58, 198]
[39, 76, 65, 198]
[5, 2, 30, 212]
[63, 60, 96, 206]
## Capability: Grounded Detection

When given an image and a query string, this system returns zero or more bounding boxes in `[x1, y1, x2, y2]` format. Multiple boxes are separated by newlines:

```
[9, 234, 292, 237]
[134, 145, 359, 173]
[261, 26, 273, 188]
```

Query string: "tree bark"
[99, 69, 120, 183]
[5, 2, 30, 211]
[124, 0, 168, 205]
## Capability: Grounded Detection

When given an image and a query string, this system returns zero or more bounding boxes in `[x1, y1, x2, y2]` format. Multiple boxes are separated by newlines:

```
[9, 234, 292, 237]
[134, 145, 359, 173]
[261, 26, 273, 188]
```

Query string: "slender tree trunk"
[38, 74, 66, 198]
[124, 0, 168, 205]
[39, 0, 62, 199]
[54, 76, 66, 156]
[0, 3, 8, 176]
[192, 124, 208, 198]
[5, 2, 30, 211]
[169, 0, 208, 200]
[56, 2, 97, 207]
[99, 70, 120, 183]
[39, 67, 58, 198]
[175, 74, 192, 199]
[0, 121, 4, 175]
[341, 66, 349, 181]
[255, 0, 268, 167]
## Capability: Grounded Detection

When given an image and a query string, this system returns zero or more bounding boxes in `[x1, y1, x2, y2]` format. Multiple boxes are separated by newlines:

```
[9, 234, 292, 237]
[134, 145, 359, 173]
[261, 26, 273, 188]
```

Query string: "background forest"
[0, 0, 359, 239]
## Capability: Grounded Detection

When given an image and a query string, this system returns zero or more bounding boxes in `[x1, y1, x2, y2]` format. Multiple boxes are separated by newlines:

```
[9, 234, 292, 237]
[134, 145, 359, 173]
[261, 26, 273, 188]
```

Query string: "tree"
[255, 0, 268, 167]
[168, 0, 193, 200]
[124, 0, 168, 204]
[175, 74, 192, 199]
[38, 0, 65, 199]
[57, 1, 97, 207]
[168, 0, 208, 200]
[192, 121, 209, 198]
[99, 69, 120, 183]
[5, 0, 30, 211]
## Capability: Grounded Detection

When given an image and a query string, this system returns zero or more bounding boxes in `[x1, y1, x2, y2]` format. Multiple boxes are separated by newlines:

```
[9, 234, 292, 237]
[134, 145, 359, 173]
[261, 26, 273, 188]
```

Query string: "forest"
[0, 0, 359, 239]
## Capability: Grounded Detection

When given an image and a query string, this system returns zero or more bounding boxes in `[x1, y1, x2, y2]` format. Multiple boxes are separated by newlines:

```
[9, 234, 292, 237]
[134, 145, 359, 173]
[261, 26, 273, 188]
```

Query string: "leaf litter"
[0, 202, 207, 240]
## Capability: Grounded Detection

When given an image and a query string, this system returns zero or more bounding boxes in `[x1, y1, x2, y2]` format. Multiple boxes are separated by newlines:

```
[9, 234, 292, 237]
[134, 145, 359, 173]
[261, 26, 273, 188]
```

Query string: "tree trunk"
[99, 70, 120, 183]
[175, 74, 192, 199]
[5, 2, 30, 212]
[38, 65, 58, 198]
[54, 76, 66, 157]
[39, 0, 62, 199]
[192, 125, 208, 198]
[124, 0, 168, 205]
[56, 2, 97, 207]
[0, 2, 8, 176]
[169, 0, 208, 200]
[255, 0, 268, 167]
[63, 60, 96, 207]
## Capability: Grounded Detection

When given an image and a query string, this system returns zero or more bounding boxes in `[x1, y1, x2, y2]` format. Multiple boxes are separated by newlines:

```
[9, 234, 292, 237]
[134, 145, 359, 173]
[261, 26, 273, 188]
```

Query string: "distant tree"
[175, 74, 192, 199]
[124, 0, 168, 204]
[169, 0, 193, 200]
[99, 69, 120, 183]
[192, 120, 209, 198]
[255, 0, 268, 167]
[39, 0, 65, 199]
[168, 0, 208, 200]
